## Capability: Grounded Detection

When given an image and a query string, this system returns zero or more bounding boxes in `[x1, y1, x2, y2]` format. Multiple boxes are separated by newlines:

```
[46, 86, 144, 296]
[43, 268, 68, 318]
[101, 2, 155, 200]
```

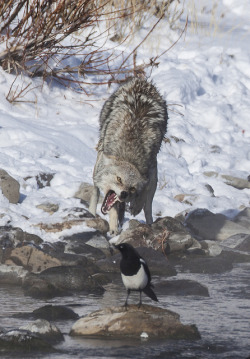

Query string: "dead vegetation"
[0, 0, 185, 96]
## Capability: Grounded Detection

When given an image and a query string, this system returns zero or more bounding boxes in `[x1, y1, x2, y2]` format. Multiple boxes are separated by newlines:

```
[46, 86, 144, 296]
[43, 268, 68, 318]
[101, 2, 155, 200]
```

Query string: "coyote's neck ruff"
[89, 77, 168, 235]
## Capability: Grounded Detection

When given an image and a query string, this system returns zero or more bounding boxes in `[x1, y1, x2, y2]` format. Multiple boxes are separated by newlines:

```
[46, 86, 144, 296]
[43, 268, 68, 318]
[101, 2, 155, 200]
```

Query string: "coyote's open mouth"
[101, 190, 120, 214]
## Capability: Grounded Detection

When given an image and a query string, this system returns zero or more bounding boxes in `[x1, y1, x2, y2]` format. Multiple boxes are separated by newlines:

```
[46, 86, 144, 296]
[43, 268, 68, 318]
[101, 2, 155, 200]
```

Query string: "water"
[0, 263, 249, 359]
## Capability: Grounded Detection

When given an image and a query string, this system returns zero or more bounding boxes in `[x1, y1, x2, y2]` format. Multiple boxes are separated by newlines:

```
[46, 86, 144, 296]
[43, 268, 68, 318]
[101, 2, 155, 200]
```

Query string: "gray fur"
[89, 77, 168, 234]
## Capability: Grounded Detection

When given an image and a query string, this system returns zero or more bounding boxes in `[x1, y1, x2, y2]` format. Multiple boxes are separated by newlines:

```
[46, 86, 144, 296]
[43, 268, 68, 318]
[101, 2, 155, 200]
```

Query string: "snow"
[0, 0, 249, 242]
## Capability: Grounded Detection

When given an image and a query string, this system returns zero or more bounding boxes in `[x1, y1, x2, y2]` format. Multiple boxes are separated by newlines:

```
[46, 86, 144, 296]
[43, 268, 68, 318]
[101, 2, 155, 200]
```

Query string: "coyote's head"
[93, 153, 147, 214]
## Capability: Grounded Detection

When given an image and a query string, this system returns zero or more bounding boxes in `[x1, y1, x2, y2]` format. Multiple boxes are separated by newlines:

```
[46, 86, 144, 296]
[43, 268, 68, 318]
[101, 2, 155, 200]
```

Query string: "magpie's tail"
[143, 285, 158, 302]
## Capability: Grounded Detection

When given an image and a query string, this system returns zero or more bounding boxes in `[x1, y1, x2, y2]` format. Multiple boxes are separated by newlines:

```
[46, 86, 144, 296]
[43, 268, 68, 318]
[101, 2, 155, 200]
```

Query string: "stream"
[0, 262, 249, 359]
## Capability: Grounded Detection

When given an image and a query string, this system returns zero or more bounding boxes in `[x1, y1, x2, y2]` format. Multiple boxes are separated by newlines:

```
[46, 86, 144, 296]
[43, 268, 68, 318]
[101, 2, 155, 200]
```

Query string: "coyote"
[89, 77, 168, 234]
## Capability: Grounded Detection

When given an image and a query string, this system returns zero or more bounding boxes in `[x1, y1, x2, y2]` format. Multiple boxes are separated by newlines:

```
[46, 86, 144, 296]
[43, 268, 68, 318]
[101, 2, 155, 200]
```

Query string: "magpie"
[115, 243, 158, 307]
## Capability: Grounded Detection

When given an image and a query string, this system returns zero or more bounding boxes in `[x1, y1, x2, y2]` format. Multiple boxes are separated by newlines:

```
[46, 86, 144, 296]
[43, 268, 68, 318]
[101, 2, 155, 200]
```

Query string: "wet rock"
[20, 319, 63, 344]
[0, 264, 28, 285]
[23, 265, 105, 298]
[98, 246, 177, 277]
[0, 329, 56, 353]
[135, 247, 177, 276]
[32, 305, 79, 321]
[235, 235, 250, 252]
[70, 305, 200, 339]
[185, 209, 250, 241]
[232, 207, 250, 229]
[198, 240, 223, 256]
[175, 255, 234, 274]
[155, 279, 209, 297]
[0, 169, 20, 203]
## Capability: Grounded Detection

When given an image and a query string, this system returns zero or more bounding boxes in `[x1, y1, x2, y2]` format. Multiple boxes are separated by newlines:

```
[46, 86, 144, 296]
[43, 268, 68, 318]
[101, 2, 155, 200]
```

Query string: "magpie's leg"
[124, 289, 130, 309]
[138, 290, 142, 308]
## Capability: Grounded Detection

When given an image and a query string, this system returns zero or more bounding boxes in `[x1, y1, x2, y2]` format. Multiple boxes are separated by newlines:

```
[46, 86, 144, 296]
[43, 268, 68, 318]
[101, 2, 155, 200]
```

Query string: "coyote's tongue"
[101, 190, 118, 214]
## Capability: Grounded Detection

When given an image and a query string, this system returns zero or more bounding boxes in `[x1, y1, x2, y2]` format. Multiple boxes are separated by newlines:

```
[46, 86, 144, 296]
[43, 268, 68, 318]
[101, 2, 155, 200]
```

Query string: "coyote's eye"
[117, 176, 122, 184]
[130, 187, 136, 193]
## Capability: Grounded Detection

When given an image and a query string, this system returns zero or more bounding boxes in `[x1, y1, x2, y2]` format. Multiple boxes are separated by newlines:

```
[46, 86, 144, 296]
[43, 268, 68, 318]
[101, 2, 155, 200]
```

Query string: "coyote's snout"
[89, 77, 168, 234]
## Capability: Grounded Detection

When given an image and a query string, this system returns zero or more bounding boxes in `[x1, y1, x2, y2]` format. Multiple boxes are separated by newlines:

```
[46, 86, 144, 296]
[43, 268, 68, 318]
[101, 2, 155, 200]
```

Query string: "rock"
[176, 255, 234, 274]
[155, 279, 209, 297]
[203, 171, 250, 190]
[20, 319, 63, 344]
[85, 217, 109, 233]
[0, 329, 56, 353]
[63, 230, 111, 259]
[64, 241, 106, 262]
[74, 182, 103, 205]
[0, 169, 20, 203]
[117, 222, 153, 247]
[0, 264, 28, 285]
[35, 219, 86, 232]
[174, 193, 198, 205]
[185, 209, 250, 241]
[4, 245, 62, 272]
[221, 174, 250, 190]
[35, 207, 104, 233]
[115, 216, 194, 255]
[23, 265, 105, 298]
[232, 208, 250, 229]
[235, 235, 250, 252]
[0, 226, 43, 249]
[36, 202, 59, 214]
[32, 305, 79, 321]
[98, 246, 177, 277]
[70, 305, 200, 339]
[134, 247, 177, 276]
[198, 240, 223, 256]
[35, 173, 55, 188]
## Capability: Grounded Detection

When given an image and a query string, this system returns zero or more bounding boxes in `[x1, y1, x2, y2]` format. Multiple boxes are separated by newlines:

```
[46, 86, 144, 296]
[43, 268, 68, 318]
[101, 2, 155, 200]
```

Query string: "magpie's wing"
[139, 257, 151, 283]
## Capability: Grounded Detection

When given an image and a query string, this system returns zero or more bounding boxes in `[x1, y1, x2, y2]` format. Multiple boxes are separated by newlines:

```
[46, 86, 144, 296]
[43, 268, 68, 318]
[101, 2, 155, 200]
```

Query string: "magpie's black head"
[114, 243, 138, 259]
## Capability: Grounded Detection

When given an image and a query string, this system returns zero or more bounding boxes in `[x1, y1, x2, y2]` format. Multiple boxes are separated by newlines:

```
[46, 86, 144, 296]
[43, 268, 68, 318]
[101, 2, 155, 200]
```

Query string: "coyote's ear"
[102, 153, 117, 166]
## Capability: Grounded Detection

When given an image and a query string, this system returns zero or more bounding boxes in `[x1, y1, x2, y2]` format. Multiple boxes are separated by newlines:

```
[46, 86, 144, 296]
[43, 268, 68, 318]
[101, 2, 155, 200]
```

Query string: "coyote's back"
[89, 77, 168, 234]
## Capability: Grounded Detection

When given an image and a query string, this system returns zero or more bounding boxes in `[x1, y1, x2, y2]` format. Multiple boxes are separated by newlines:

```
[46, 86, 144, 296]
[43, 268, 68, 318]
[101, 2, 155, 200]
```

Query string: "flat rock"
[185, 209, 250, 241]
[23, 265, 105, 298]
[70, 305, 200, 340]
[155, 279, 209, 297]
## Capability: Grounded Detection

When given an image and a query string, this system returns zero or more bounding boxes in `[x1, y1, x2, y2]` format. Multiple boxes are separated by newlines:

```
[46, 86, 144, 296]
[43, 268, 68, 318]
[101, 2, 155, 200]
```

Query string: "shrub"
[0, 0, 183, 94]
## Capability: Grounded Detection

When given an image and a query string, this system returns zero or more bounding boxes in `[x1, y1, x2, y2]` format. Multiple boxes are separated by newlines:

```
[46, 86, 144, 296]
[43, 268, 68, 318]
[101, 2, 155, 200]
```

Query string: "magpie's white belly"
[121, 265, 148, 290]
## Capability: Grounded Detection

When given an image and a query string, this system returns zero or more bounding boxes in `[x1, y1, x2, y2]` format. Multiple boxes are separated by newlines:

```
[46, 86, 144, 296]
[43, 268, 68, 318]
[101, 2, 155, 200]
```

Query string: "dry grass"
[0, 0, 185, 97]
